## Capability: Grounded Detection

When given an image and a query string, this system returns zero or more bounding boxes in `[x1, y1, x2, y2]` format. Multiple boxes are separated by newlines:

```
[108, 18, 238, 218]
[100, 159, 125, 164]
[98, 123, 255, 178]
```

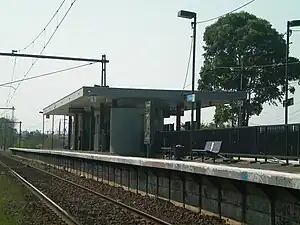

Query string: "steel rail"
[3, 154, 172, 225]
[0, 159, 81, 225]
[31, 163, 172, 225]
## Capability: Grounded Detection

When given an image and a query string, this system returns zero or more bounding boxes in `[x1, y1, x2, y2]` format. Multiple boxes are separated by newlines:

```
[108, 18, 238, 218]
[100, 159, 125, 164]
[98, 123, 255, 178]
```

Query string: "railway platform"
[9, 147, 300, 225]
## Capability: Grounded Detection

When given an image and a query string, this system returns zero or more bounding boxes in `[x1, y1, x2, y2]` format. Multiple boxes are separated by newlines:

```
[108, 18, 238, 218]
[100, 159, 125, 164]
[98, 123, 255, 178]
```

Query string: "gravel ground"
[0, 155, 156, 225]
[0, 162, 67, 225]
[19, 157, 228, 225]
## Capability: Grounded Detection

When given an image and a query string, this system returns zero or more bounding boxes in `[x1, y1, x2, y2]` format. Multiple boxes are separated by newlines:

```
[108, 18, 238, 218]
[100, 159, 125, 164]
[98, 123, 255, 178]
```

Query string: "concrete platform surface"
[191, 157, 300, 174]
[9, 147, 300, 191]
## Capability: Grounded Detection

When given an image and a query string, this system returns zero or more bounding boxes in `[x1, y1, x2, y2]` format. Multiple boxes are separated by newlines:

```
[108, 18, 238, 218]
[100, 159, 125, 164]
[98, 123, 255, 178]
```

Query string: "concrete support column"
[79, 113, 83, 150]
[89, 107, 95, 150]
[99, 103, 108, 152]
[93, 103, 106, 152]
[80, 111, 90, 151]
[74, 114, 79, 150]
[110, 100, 144, 156]
[196, 101, 202, 130]
[67, 116, 72, 149]
[93, 111, 100, 151]
[176, 104, 181, 131]
[51, 115, 55, 149]
[154, 108, 164, 132]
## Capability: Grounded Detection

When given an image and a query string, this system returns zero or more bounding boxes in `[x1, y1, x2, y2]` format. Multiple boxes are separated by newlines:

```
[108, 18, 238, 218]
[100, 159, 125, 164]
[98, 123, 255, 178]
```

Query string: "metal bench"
[191, 141, 226, 162]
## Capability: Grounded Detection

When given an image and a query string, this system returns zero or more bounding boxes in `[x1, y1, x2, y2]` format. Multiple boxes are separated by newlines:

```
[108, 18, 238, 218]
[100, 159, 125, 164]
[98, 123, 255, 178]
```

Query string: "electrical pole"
[19, 122, 22, 148]
[284, 21, 290, 165]
[237, 55, 244, 127]
[101, 54, 107, 86]
[285, 21, 290, 127]
[42, 114, 45, 149]
[0, 52, 109, 92]
[177, 10, 197, 159]
[283, 19, 300, 165]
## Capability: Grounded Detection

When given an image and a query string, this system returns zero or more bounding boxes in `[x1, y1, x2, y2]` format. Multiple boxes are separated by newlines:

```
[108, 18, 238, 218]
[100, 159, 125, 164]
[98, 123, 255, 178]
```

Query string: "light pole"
[39, 111, 45, 149]
[285, 20, 300, 125]
[178, 10, 197, 157]
[284, 20, 300, 163]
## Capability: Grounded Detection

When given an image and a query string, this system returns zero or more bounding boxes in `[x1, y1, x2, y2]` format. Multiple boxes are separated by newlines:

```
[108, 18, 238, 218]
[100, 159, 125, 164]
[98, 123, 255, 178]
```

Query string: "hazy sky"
[0, 0, 299, 132]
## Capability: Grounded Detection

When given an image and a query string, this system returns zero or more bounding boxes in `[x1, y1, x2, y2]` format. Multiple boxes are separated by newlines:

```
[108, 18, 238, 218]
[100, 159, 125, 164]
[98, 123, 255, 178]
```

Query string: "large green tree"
[198, 12, 300, 126]
[0, 117, 18, 148]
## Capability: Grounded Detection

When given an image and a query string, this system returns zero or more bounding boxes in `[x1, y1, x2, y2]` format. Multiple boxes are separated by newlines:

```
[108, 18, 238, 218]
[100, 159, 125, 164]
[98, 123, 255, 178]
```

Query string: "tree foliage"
[180, 122, 229, 130]
[0, 117, 18, 149]
[214, 104, 236, 127]
[0, 117, 62, 149]
[198, 12, 300, 126]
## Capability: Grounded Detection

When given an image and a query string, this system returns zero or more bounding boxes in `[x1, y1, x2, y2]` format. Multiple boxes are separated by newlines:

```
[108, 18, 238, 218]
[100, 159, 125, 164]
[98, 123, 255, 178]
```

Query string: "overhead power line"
[5, 57, 17, 107]
[196, 0, 256, 24]
[0, 62, 95, 88]
[183, 38, 193, 90]
[8, 0, 78, 105]
[214, 61, 300, 69]
[17, 0, 67, 52]
[184, 61, 300, 88]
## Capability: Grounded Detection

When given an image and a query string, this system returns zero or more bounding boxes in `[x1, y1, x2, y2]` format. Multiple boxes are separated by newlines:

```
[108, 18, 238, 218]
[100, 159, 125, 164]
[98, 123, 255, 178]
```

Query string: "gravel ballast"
[0, 162, 67, 225]
[0, 155, 156, 225]
[19, 156, 228, 225]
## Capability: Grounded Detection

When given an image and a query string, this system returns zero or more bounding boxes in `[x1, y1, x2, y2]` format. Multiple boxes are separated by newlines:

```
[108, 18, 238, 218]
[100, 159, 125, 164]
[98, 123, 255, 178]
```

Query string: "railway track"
[0, 158, 80, 225]
[0, 154, 171, 225]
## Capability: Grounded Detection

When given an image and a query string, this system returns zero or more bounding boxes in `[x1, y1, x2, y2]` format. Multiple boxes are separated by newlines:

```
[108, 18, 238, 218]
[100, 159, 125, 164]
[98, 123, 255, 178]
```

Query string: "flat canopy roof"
[43, 86, 246, 115]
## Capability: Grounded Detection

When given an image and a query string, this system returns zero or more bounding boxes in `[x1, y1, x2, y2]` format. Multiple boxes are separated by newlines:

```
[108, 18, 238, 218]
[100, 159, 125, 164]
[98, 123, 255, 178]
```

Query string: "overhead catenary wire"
[214, 61, 300, 69]
[7, 0, 78, 105]
[196, 0, 256, 24]
[183, 0, 256, 90]
[182, 38, 193, 90]
[0, 62, 95, 88]
[0, 62, 93, 118]
[17, 0, 67, 52]
[5, 57, 17, 106]
[184, 61, 300, 88]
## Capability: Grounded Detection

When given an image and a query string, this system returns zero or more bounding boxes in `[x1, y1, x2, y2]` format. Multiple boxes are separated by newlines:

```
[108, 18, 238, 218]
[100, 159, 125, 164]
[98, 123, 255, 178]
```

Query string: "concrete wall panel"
[12, 150, 300, 225]
[202, 177, 219, 215]
[170, 174, 183, 203]
[137, 169, 147, 192]
[148, 170, 157, 196]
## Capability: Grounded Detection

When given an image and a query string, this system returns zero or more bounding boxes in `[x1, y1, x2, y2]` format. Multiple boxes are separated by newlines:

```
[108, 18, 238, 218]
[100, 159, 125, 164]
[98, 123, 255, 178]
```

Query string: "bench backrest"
[204, 141, 222, 154]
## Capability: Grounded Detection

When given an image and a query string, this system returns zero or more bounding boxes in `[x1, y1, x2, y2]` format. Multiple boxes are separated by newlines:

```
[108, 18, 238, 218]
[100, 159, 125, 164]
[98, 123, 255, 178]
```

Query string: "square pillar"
[67, 116, 72, 149]
[176, 104, 181, 131]
[196, 101, 202, 130]
[89, 107, 95, 150]
[74, 114, 79, 150]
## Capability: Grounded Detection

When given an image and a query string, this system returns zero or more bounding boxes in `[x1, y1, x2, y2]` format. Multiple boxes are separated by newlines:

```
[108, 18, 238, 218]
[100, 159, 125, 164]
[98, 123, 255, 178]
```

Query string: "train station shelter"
[43, 85, 246, 156]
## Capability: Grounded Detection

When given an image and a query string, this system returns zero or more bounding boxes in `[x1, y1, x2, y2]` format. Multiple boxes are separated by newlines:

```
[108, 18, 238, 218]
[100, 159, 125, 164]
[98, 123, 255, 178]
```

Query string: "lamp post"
[178, 10, 197, 157]
[39, 111, 45, 149]
[284, 20, 300, 163]
[285, 20, 300, 125]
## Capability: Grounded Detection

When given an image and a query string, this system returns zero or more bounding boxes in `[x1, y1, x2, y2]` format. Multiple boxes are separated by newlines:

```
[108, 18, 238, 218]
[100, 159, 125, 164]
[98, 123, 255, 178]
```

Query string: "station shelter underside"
[43, 86, 246, 156]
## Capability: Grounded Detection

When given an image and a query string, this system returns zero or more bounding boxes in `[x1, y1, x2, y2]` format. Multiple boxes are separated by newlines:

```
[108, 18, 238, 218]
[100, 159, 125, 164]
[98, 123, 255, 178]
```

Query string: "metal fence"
[155, 124, 300, 159]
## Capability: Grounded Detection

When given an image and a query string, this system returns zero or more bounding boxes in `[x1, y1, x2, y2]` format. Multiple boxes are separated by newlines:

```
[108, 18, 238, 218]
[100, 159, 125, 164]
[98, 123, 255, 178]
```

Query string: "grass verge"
[0, 170, 24, 225]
